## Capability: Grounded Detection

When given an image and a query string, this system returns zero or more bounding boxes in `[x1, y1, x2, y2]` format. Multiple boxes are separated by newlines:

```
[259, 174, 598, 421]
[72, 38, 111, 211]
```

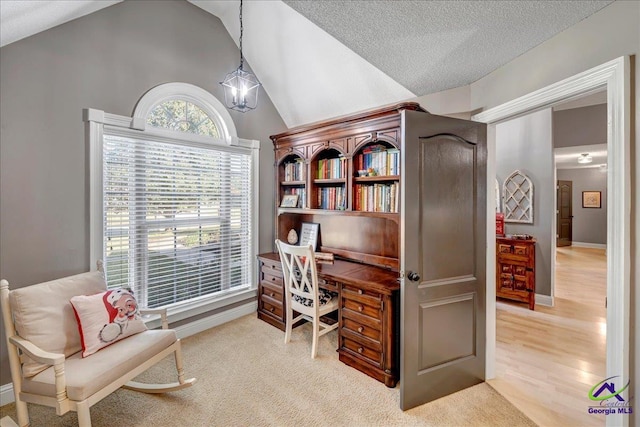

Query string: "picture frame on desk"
[280, 194, 299, 208]
[299, 222, 319, 250]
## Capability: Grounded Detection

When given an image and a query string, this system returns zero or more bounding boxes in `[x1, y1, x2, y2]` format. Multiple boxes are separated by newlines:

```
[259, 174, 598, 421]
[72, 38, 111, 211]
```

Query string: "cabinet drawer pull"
[358, 305, 364, 312]
[358, 347, 364, 354]
[357, 326, 364, 333]
[269, 307, 275, 312]
[269, 292, 275, 297]
[358, 289, 363, 295]
[271, 277, 276, 281]
[271, 264, 276, 269]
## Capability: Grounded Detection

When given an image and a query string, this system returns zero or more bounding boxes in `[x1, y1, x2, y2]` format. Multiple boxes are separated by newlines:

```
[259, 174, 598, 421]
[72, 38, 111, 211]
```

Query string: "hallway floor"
[489, 246, 607, 426]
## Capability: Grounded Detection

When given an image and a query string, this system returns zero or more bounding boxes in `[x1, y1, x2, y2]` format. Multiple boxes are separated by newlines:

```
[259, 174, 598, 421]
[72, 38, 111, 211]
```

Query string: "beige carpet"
[1, 314, 535, 426]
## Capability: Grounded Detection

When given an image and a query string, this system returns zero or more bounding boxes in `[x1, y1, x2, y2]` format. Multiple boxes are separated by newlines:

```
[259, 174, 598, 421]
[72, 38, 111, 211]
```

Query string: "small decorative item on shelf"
[299, 222, 319, 250]
[367, 167, 377, 176]
[287, 229, 298, 245]
[496, 212, 505, 237]
[358, 170, 368, 177]
[507, 234, 533, 240]
[280, 194, 299, 208]
[314, 251, 334, 264]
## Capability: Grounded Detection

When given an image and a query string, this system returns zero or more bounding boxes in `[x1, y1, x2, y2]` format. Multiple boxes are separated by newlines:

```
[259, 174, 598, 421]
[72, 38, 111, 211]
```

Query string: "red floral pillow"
[70, 288, 147, 357]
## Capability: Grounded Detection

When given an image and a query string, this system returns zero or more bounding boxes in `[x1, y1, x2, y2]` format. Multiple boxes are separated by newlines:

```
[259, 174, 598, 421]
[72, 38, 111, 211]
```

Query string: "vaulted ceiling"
[0, 0, 613, 128]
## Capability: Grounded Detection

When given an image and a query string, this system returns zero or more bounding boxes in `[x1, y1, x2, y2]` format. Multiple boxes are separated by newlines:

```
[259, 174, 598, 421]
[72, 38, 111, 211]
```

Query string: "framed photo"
[582, 191, 601, 208]
[299, 222, 319, 250]
[280, 194, 299, 208]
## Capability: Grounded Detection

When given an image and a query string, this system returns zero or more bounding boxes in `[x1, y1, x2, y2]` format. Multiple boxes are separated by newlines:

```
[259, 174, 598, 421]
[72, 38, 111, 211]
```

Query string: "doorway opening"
[472, 56, 630, 427]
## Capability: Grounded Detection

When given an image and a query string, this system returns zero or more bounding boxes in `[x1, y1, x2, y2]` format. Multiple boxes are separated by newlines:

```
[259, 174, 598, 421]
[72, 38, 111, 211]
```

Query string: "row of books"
[285, 188, 306, 208]
[283, 159, 305, 182]
[317, 186, 346, 210]
[353, 182, 399, 213]
[317, 156, 347, 179]
[354, 146, 399, 176]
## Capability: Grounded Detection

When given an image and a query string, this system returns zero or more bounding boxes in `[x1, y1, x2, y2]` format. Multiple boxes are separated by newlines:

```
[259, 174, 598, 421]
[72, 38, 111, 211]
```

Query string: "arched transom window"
[147, 99, 220, 138]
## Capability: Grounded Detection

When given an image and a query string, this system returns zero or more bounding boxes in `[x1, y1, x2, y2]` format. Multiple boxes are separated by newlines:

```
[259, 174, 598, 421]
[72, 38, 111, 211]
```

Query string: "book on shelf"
[353, 182, 399, 213]
[284, 158, 305, 182]
[354, 146, 400, 176]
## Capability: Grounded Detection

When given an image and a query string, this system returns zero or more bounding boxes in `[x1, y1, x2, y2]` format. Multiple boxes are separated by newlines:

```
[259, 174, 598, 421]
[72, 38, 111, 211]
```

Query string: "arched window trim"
[133, 82, 238, 144]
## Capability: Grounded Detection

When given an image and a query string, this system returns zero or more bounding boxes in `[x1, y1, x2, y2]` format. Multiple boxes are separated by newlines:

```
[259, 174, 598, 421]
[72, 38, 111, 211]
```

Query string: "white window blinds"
[103, 133, 253, 308]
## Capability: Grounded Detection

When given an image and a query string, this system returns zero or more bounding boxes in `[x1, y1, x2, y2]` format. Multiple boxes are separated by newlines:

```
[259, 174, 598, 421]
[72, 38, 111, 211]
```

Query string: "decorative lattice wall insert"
[503, 170, 533, 223]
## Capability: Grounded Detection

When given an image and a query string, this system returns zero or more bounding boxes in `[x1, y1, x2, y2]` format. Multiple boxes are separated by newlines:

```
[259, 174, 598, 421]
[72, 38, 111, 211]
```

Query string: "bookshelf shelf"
[353, 175, 399, 183]
[280, 180, 306, 186]
[313, 178, 347, 184]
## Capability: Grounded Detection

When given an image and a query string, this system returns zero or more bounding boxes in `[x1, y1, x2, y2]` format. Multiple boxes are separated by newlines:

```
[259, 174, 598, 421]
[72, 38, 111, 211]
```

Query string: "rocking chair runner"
[0, 264, 195, 427]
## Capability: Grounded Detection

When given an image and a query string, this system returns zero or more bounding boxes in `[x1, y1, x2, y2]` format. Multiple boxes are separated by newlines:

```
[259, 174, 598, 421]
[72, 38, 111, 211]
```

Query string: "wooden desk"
[257, 253, 400, 387]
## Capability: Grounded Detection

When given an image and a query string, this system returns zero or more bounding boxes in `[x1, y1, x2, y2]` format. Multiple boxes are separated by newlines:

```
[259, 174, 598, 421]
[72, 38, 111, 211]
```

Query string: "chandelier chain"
[239, 0, 244, 69]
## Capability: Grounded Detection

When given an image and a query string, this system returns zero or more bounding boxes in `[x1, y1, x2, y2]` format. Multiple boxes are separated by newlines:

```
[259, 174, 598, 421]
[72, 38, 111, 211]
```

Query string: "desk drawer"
[342, 296, 382, 320]
[262, 271, 283, 286]
[342, 336, 382, 367]
[342, 317, 381, 341]
[261, 259, 283, 276]
[260, 280, 283, 301]
[260, 296, 283, 319]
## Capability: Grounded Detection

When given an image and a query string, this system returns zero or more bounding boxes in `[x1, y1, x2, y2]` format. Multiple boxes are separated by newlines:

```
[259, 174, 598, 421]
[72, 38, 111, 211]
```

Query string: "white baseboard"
[174, 301, 257, 339]
[570, 241, 606, 249]
[0, 384, 14, 407]
[535, 293, 554, 307]
[0, 301, 258, 406]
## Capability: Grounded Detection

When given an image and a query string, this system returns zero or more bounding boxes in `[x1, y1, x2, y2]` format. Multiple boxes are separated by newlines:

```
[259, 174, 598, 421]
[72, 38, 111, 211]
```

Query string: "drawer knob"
[271, 277, 276, 281]
[269, 307, 274, 312]
[357, 326, 364, 333]
[358, 305, 364, 312]
[358, 289, 363, 295]
[357, 347, 364, 354]
[269, 292, 275, 297]
[271, 265, 276, 269]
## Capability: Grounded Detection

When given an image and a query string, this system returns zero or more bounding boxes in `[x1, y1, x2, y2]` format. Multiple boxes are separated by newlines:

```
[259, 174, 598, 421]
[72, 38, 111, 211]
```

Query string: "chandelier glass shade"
[577, 153, 593, 164]
[219, 0, 261, 113]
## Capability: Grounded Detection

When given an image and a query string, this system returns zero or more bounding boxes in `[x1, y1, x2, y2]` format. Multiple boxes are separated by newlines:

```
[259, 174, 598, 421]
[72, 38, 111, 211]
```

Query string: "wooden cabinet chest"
[496, 237, 536, 310]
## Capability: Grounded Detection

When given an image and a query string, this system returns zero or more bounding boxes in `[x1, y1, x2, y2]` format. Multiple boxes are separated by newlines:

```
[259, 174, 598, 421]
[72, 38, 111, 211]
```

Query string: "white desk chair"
[275, 239, 339, 358]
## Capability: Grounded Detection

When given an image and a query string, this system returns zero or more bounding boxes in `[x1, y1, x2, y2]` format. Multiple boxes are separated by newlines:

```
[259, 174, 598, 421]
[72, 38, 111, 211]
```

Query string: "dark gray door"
[557, 180, 573, 247]
[400, 110, 487, 410]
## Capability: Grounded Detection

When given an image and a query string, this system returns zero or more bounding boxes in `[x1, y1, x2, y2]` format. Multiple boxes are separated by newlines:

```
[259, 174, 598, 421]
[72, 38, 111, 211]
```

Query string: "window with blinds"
[103, 133, 253, 308]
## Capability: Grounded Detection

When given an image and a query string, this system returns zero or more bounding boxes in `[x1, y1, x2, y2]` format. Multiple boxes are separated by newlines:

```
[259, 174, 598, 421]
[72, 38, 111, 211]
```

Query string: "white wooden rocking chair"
[0, 264, 195, 427]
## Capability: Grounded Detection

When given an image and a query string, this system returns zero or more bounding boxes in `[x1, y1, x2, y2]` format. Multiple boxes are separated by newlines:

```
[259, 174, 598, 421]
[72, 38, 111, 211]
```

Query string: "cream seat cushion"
[21, 329, 177, 401]
[9, 271, 107, 377]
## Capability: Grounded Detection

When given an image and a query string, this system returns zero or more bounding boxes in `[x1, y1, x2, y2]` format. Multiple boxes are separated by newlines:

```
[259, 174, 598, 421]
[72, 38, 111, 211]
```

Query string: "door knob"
[407, 271, 420, 282]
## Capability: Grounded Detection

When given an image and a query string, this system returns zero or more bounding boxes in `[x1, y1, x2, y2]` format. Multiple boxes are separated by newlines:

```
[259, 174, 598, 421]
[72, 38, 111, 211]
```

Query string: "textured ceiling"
[0, 0, 614, 127]
[283, 0, 613, 96]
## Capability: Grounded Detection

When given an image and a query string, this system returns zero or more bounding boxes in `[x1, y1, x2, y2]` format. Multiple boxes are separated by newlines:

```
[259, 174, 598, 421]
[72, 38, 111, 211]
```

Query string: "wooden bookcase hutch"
[257, 103, 424, 387]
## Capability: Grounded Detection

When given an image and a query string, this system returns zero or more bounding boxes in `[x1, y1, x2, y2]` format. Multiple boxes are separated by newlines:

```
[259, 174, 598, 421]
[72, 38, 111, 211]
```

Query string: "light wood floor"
[489, 246, 607, 427]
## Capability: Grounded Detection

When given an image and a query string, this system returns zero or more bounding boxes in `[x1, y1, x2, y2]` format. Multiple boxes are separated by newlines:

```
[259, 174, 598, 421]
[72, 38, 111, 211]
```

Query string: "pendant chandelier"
[219, 0, 261, 113]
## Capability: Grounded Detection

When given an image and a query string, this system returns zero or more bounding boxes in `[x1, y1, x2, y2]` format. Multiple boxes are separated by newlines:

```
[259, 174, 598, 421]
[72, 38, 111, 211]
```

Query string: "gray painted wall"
[553, 104, 607, 148]
[496, 109, 554, 297]
[0, 0, 284, 387]
[556, 168, 607, 245]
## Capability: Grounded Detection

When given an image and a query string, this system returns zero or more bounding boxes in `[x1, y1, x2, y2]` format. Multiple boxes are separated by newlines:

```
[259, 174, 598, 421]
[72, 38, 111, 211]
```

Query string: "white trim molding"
[535, 293, 554, 307]
[571, 242, 607, 250]
[473, 56, 630, 427]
